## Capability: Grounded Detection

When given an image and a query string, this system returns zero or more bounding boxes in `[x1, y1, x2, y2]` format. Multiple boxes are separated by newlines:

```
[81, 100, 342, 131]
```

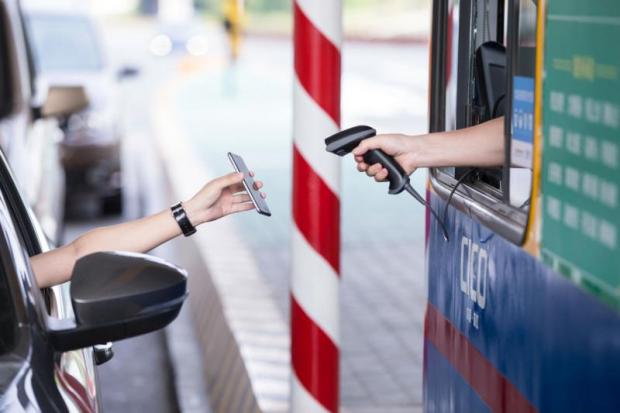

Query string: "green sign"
[541, 1, 620, 310]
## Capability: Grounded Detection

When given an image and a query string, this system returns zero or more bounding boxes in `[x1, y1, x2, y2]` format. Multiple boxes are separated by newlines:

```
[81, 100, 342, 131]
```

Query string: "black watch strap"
[171, 202, 197, 237]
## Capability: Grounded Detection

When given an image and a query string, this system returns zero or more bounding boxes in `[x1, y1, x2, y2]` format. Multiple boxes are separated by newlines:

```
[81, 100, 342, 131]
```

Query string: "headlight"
[150, 34, 173, 57]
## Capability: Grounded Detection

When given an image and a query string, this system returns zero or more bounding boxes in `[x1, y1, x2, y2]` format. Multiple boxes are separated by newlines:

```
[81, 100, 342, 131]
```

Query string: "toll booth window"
[441, 0, 508, 193]
[429, 0, 536, 245]
[443, 0, 506, 133]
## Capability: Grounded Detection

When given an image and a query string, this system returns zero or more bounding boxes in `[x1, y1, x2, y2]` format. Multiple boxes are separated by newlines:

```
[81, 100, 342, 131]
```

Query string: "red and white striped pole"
[291, 0, 342, 412]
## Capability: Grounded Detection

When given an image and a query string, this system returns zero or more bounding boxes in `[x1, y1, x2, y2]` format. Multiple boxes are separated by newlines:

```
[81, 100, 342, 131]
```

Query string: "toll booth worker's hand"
[352, 134, 420, 182]
[184, 172, 265, 225]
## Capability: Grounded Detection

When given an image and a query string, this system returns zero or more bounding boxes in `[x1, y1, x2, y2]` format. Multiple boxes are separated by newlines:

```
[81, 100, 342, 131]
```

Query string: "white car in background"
[23, 1, 138, 217]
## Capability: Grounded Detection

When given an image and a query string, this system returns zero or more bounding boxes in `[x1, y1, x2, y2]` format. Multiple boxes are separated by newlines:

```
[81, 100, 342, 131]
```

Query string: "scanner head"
[325, 125, 377, 156]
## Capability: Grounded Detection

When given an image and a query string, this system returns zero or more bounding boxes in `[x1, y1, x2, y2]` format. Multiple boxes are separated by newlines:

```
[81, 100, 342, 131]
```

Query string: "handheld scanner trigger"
[325, 125, 410, 194]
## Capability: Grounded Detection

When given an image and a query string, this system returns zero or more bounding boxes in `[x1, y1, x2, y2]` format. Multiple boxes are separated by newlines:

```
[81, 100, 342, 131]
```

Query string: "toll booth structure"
[425, 0, 620, 412]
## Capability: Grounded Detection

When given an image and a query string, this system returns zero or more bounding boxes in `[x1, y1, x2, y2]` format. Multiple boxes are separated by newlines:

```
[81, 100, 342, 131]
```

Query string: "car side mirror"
[48, 252, 187, 352]
[41, 85, 90, 119]
[117, 65, 140, 81]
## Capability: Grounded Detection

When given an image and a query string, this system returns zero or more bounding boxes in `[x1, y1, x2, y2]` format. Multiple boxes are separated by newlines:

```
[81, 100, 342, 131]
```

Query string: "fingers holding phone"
[228, 152, 272, 216]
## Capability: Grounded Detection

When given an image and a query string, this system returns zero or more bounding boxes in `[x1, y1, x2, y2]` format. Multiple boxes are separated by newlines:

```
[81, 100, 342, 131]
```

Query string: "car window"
[441, 0, 507, 194]
[0, 262, 17, 356]
[25, 13, 102, 73]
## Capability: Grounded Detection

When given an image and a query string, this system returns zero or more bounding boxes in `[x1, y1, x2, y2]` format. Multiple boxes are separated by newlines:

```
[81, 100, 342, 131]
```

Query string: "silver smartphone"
[227, 152, 271, 217]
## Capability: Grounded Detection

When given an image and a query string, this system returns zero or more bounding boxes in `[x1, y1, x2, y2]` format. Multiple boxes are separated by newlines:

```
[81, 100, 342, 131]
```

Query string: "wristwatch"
[171, 202, 197, 237]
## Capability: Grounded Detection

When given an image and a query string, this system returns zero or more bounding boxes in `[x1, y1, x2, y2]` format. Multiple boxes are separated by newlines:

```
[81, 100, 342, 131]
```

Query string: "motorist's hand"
[184, 172, 265, 225]
[352, 134, 419, 182]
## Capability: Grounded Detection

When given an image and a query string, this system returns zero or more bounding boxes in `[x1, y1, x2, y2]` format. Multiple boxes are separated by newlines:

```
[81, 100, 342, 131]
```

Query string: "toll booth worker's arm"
[353, 117, 504, 182]
[30, 172, 265, 288]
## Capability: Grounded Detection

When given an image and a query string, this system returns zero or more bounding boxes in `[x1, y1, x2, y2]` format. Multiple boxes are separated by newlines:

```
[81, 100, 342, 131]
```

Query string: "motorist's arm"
[31, 172, 264, 288]
[353, 117, 504, 181]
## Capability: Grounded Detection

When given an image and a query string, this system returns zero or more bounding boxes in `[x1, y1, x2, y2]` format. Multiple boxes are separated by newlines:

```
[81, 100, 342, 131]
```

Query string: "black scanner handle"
[324, 125, 409, 195]
[363, 149, 409, 194]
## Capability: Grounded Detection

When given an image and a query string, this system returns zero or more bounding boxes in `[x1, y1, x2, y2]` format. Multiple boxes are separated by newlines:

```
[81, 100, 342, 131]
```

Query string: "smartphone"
[227, 152, 271, 217]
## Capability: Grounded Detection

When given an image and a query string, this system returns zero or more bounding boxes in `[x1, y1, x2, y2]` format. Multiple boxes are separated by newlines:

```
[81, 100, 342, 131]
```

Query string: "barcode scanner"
[325, 125, 410, 195]
[325, 125, 449, 241]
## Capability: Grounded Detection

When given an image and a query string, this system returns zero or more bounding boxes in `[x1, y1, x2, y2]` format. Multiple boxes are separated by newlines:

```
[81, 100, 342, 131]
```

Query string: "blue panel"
[425, 193, 620, 412]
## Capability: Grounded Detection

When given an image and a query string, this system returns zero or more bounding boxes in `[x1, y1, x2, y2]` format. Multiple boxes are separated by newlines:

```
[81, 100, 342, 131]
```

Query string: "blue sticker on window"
[512, 76, 535, 143]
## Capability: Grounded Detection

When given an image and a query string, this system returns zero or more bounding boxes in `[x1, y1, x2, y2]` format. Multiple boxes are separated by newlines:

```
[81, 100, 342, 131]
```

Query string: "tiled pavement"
[253, 241, 426, 409]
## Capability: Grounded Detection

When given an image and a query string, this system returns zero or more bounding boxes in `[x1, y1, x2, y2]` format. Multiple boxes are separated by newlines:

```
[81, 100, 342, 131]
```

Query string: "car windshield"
[27, 13, 102, 72]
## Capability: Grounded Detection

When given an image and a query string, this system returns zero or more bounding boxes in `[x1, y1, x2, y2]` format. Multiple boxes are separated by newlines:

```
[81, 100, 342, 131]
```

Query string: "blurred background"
[13, 0, 432, 411]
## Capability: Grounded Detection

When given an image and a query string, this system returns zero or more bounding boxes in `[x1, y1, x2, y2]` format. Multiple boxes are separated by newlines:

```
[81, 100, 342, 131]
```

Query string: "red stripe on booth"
[425, 303, 538, 413]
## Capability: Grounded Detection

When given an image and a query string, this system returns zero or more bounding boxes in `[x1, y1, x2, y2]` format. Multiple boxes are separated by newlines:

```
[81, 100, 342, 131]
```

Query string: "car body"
[0, 0, 65, 242]
[23, 3, 128, 216]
